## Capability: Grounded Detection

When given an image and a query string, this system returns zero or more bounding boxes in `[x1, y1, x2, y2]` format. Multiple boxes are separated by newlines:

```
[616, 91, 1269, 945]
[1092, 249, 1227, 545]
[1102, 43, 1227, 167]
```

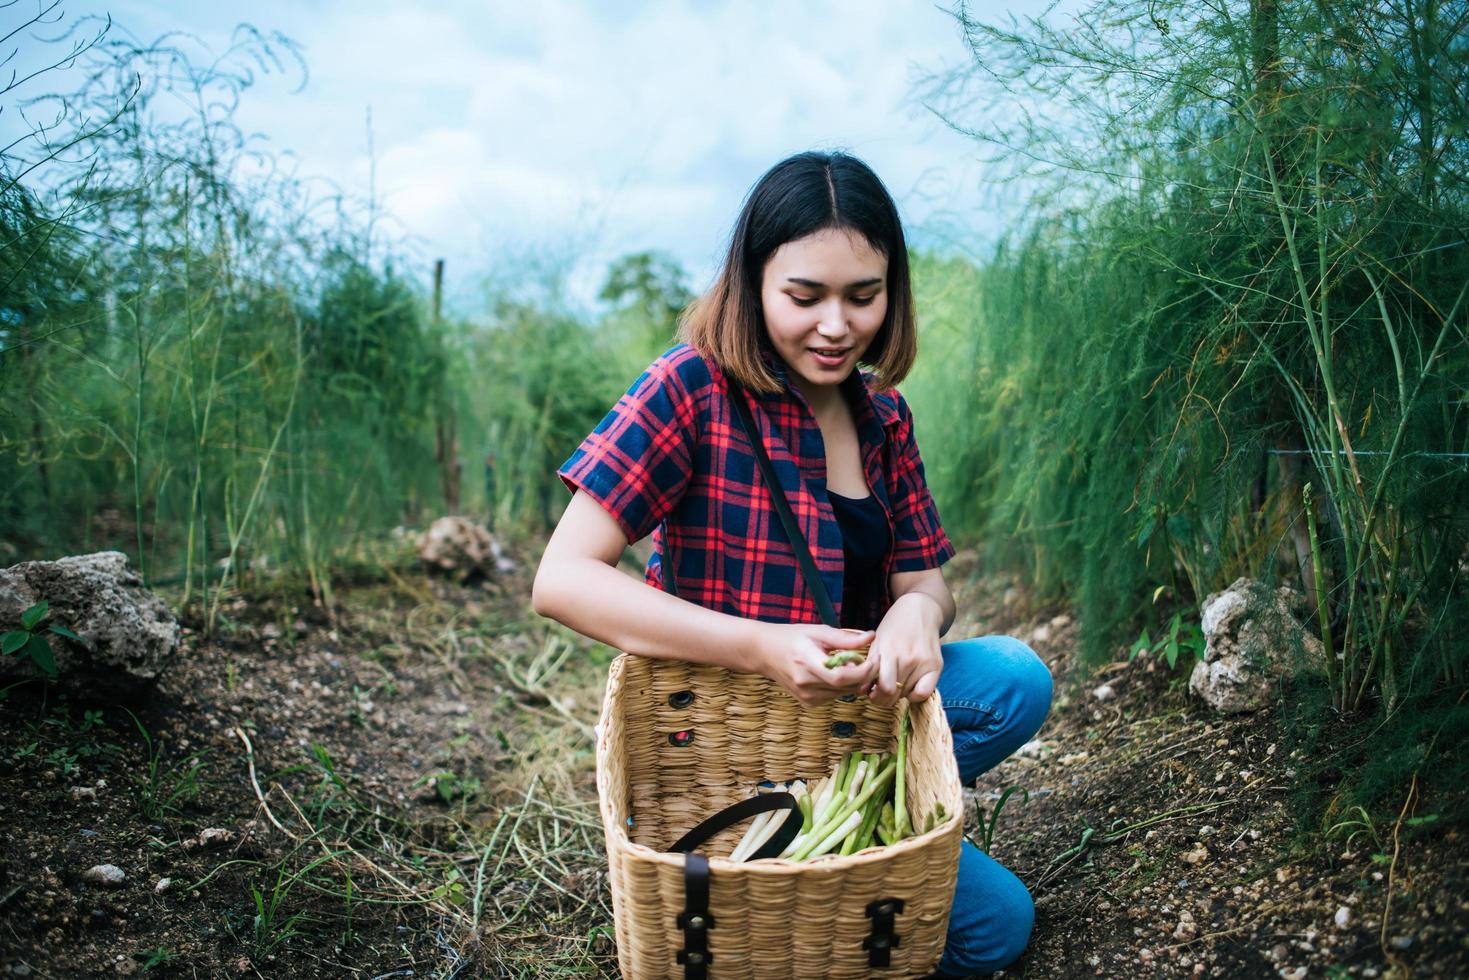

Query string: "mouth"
[809, 347, 851, 367]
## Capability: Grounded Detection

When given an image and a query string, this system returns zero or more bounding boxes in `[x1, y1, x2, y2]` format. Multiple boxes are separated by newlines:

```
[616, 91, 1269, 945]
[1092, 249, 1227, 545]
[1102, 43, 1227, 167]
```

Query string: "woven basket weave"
[596, 653, 964, 979]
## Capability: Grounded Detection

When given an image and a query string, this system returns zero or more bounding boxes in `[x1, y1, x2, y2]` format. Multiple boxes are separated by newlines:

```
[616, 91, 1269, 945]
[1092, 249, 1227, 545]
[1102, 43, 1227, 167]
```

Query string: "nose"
[816, 298, 851, 337]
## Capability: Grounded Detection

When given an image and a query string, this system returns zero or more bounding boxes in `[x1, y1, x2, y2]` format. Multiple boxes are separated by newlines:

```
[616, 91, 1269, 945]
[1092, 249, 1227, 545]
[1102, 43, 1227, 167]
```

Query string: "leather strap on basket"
[660, 379, 840, 630]
[669, 793, 803, 979]
[863, 897, 906, 967]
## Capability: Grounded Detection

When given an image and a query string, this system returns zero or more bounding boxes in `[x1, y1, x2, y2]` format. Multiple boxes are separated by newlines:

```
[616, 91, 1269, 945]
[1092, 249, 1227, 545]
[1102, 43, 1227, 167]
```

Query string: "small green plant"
[124, 709, 207, 820]
[417, 770, 481, 804]
[1325, 805, 1383, 854]
[2, 600, 86, 679]
[133, 947, 175, 971]
[972, 786, 1029, 854]
[45, 746, 80, 777]
[1130, 608, 1205, 671]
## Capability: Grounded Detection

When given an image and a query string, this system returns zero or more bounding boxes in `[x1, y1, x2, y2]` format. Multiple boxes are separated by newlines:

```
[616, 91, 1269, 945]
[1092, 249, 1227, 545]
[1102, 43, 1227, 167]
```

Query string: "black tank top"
[828, 490, 891, 629]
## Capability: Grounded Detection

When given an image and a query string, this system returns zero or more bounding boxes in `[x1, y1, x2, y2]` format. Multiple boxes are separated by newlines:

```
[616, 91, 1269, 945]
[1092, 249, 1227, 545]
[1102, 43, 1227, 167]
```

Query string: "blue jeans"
[934, 635, 1053, 977]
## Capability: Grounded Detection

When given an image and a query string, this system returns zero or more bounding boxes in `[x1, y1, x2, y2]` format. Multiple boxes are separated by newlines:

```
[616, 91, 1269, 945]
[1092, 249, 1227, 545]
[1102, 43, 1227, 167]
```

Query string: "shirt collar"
[758, 347, 902, 428]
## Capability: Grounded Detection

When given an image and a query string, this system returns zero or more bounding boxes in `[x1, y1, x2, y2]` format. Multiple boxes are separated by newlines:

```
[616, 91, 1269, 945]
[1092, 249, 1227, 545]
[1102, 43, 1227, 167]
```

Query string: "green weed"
[1129, 610, 1205, 672]
[124, 709, 207, 820]
[972, 785, 1030, 855]
[2, 601, 87, 680]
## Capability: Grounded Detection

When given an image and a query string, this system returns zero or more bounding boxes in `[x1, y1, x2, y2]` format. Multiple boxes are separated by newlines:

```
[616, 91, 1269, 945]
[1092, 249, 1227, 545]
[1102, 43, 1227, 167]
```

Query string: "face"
[759, 227, 888, 404]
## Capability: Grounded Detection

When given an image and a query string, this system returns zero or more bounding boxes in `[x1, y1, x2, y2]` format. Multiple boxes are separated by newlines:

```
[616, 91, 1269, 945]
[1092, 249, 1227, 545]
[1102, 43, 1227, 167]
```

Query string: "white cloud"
[12, 0, 1083, 309]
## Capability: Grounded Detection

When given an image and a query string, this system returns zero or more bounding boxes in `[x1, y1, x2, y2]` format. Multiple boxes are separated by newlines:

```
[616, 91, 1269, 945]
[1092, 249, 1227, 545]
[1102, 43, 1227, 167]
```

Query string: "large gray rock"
[0, 551, 180, 700]
[415, 516, 514, 583]
[1189, 577, 1322, 713]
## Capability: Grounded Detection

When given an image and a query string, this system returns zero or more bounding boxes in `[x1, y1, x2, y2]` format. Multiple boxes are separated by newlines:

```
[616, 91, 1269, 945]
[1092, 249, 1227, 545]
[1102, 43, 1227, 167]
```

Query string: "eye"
[790, 295, 819, 307]
[850, 294, 879, 306]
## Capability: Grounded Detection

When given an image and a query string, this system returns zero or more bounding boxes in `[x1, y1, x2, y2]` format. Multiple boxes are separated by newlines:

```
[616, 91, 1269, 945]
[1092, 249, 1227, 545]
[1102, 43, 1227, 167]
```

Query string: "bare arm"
[890, 566, 956, 637]
[867, 566, 956, 707]
[531, 490, 877, 704]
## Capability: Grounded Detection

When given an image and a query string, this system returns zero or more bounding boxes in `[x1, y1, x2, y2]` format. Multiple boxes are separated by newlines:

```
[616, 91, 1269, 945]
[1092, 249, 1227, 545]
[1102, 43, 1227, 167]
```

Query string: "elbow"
[530, 559, 560, 620]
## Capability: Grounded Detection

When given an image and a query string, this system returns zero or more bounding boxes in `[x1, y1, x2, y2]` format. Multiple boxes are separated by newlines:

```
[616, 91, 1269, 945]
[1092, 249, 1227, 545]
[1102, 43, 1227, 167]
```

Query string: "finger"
[874, 647, 899, 707]
[826, 657, 876, 692]
[907, 667, 942, 703]
[827, 627, 876, 649]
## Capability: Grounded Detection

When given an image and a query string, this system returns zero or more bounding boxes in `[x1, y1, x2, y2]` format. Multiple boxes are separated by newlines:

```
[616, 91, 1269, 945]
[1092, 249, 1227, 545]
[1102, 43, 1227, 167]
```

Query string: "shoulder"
[635, 343, 721, 401]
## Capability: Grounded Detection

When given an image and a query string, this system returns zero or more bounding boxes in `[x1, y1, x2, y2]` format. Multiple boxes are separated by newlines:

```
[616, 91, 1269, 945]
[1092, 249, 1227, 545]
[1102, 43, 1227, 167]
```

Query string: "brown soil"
[1, 547, 1464, 978]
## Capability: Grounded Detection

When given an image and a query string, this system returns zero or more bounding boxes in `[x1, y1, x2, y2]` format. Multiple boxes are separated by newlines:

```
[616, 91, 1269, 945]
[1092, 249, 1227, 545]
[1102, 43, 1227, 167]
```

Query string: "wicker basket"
[596, 653, 964, 979]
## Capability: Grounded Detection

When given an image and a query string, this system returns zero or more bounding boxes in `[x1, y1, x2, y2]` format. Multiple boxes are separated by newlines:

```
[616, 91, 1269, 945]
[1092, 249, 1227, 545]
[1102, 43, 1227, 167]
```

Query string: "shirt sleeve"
[557, 348, 701, 544]
[886, 390, 957, 572]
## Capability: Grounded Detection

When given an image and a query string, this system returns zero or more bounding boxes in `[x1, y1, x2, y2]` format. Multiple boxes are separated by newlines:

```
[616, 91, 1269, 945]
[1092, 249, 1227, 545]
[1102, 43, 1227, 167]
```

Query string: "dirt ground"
[1, 546, 1464, 978]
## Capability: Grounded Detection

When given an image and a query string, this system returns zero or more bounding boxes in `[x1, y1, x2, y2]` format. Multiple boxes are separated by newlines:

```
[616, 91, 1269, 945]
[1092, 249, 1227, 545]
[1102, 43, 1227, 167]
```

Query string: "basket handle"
[669, 791, 802, 859]
[669, 793, 803, 980]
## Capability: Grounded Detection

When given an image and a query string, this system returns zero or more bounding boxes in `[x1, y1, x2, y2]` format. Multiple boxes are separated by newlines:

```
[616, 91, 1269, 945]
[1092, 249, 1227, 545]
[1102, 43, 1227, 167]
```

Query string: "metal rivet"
[831, 721, 857, 738]
[838, 694, 857, 703]
[870, 935, 891, 949]
[669, 690, 695, 709]
[669, 730, 695, 747]
[688, 915, 705, 930]
[876, 901, 894, 916]
[686, 952, 704, 965]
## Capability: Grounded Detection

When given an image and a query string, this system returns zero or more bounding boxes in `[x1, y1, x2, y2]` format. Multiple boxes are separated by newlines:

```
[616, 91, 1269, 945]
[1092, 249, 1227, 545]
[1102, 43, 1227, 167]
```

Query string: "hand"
[867, 593, 945, 707]
[754, 623, 879, 706]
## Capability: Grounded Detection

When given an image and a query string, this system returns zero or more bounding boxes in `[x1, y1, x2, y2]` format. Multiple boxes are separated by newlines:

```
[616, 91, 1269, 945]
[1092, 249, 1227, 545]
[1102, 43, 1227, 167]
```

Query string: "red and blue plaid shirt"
[557, 343, 955, 629]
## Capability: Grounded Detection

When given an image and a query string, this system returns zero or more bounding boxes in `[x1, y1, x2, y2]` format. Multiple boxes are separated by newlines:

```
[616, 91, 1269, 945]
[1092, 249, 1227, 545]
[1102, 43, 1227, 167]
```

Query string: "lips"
[809, 348, 850, 367]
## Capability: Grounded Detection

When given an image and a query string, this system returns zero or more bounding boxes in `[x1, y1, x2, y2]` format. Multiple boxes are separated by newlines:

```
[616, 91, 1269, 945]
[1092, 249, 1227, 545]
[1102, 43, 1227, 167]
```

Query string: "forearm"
[533, 555, 769, 672]
[890, 581, 956, 637]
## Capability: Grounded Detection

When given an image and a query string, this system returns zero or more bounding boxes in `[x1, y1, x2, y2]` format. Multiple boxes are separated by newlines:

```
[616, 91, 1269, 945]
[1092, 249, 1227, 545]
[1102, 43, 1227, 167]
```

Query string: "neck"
[791, 373, 847, 418]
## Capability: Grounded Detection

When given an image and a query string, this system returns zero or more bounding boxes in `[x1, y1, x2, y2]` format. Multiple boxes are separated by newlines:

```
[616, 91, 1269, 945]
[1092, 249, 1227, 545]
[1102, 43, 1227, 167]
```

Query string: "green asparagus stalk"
[795, 760, 897, 859]
[894, 705, 910, 838]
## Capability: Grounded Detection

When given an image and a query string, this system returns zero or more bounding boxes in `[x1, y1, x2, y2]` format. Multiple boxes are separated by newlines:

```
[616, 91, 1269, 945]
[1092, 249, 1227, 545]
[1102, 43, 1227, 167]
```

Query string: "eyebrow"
[785, 277, 884, 289]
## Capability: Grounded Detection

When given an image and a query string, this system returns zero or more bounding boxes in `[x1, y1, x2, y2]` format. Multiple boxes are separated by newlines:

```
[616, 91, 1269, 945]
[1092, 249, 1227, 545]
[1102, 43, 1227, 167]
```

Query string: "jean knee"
[943, 848, 1036, 976]
[962, 635, 1053, 740]
[1005, 639, 1053, 741]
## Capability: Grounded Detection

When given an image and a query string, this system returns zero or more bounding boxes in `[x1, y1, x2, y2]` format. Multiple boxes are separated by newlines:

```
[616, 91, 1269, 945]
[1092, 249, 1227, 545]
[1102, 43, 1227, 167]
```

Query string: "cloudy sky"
[13, 0, 1077, 311]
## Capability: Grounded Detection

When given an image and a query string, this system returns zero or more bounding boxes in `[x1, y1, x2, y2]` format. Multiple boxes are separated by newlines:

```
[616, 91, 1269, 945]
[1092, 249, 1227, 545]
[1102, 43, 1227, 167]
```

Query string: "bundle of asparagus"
[726, 708, 948, 862]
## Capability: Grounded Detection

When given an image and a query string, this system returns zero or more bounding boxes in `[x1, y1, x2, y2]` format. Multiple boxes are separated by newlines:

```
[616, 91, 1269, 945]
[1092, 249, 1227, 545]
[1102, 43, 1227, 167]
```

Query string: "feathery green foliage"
[914, 0, 1468, 818]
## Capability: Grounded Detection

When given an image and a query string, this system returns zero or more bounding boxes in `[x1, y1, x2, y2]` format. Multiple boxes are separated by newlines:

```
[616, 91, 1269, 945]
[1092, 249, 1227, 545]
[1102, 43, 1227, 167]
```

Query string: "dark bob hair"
[677, 150, 916, 393]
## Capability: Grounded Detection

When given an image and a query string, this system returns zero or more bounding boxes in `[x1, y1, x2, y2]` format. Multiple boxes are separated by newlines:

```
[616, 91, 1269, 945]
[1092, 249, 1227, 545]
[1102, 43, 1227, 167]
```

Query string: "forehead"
[763, 228, 887, 281]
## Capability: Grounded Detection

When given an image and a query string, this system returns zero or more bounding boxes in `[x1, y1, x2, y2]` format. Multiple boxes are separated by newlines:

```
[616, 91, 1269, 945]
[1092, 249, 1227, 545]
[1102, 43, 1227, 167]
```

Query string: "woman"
[532, 151, 1052, 977]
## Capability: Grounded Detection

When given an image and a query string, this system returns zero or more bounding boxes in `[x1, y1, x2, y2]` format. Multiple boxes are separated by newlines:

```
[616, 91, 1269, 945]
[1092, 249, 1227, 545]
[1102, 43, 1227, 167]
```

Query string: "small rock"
[1389, 935, 1413, 951]
[1031, 624, 1052, 645]
[1049, 613, 1072, 630]
[1172, 911, 1197, 940]
[71, 786, 97, 801]
[1139, 948, 1153, 962]
[1092, 683, 1116, 702]
[1059, 751, 1090, 765]
[1282, 968, 1308, 980]
[1198, 824, 1217, 837]
[1017, 739, 1049, 759]
[153, 878, 171, 894]
[1334, 905, 1352, 929]
[197, 827, 234, 849]
[1181, 843, 1209, 864]
[1269, 944, 1289, 962]
[83, 864, 125, 887]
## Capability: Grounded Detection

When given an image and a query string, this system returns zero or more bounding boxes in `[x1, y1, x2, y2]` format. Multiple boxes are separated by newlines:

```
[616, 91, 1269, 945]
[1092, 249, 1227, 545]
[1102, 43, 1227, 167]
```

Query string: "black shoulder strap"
[725, 378, 840, 628]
